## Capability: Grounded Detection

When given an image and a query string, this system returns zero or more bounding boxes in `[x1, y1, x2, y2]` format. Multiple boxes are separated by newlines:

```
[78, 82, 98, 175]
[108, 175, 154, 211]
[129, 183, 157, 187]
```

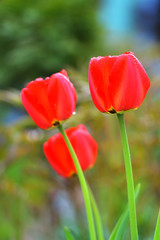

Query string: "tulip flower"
[43, 124, 98, 178]
[89, 52, 150, 113]
[21, 70, 77, 129]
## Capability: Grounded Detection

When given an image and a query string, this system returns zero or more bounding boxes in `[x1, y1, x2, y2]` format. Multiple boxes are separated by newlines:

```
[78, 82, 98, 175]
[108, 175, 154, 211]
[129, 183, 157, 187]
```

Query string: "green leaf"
[88, 185, 104, 240]
[153, 210, 160, 240]
[109, 184, 141, 240]
[64, 227, 75, 240]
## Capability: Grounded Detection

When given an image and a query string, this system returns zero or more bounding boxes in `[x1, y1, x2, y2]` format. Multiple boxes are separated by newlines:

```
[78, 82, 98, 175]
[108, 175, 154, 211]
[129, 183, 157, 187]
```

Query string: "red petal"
[47, 73, 77, 121]
[69, 125, 98, 171]
[43, 124, 98, 178]
[43, 134, 75, 177]
[89, 56, 117, 112]
[59, 69, 69, 78]
[21, 79, 53, 129]
[109, 53, 150, 111]
[66, 124, 87, 136]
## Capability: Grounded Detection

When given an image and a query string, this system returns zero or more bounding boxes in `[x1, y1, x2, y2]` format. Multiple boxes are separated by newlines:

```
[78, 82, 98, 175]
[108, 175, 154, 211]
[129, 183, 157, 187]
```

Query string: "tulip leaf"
[109, 184, 141, 240]
[64, 226, 75, 240]
[153, 210, 160, 240]
[88, 185, 104, 240]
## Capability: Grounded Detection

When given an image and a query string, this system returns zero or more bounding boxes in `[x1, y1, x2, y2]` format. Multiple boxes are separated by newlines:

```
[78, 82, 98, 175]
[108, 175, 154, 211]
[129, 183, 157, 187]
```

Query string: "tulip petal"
[109, 53, 150, 111]
[43, 124, 98, 178]
[69, 126, 98, 171]
[43, 134, 75, 177]
[89, 56, 117, 112]
[47, 73, 77, 121]
[21, 79, 53, 129]
[60, 69, 69, 78]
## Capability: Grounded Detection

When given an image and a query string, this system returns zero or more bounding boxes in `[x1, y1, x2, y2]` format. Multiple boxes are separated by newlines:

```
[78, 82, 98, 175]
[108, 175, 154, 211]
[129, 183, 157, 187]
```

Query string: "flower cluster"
[21, 69, 98, 177]
[21, 52, 150, 178]
[21, 52, 151, 240]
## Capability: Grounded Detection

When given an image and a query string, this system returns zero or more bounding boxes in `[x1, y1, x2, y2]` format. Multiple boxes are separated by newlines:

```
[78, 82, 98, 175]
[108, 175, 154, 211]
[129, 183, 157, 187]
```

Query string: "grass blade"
[153, 210, 160, 240]
[109, 184, 141, 240]
[64, 226, 75, 240]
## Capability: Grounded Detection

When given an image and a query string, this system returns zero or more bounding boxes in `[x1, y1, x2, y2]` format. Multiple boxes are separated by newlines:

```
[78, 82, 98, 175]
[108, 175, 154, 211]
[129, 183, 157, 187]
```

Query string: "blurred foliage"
[0, 0, 102, 89]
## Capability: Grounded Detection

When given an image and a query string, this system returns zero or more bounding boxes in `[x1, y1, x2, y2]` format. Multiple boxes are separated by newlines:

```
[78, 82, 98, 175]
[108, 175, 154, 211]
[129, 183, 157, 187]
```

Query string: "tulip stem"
[117, 113, 138, 240]
[58, 124, 96, 240]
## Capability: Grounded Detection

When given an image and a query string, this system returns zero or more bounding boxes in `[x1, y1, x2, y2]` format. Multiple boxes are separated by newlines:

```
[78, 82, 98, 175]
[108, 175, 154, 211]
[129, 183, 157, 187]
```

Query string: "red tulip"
[89, 52, 150, 113]
[43, 124, 98, 178]
[21, 70, 77, 129]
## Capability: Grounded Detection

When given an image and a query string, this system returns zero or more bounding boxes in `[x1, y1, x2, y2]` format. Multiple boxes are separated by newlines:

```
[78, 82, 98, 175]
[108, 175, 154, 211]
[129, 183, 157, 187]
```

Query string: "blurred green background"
[0, 0, 160, 239]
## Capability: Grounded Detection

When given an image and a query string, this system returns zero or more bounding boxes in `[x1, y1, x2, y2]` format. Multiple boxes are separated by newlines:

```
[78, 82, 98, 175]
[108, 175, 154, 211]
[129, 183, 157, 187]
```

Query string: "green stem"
[58, 124, 96, 240]
[117, 113, 138, 240]
[88, 185, 104, 240]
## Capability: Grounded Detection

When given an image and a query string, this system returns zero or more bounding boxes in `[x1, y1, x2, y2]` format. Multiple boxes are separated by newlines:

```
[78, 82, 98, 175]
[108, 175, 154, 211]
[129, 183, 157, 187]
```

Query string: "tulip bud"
[89, 52, 150, 113]
[43, 125, 98, 177]
[21, 70, 77, 129]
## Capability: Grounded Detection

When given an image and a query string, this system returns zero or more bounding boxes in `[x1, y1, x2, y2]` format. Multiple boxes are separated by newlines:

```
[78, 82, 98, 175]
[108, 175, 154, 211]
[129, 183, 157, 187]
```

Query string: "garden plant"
[20, 52, 160, 240]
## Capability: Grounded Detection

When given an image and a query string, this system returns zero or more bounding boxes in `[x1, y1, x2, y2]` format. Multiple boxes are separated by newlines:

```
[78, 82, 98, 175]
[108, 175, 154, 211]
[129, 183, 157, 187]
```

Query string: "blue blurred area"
[99, 0, 160, 42]
[99, 0, 136, 34]
[2, 108, 24, 125]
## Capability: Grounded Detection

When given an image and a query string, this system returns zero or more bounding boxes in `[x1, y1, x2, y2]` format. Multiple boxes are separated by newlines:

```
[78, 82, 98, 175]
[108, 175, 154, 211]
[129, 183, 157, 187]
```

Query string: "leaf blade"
[64, 226, 75, 240]
[109, 183, 141, 240]
[153, 210, 160, 240]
